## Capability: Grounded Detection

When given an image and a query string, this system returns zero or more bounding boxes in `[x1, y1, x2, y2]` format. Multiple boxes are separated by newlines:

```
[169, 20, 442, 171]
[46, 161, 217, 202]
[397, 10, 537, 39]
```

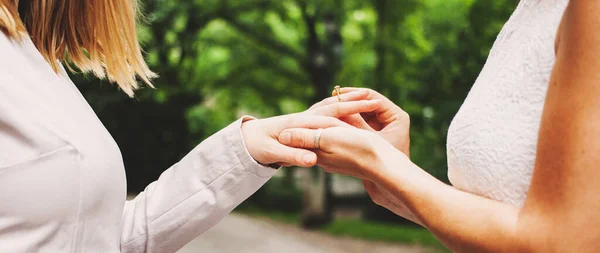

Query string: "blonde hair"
[0, 0, 155, 96]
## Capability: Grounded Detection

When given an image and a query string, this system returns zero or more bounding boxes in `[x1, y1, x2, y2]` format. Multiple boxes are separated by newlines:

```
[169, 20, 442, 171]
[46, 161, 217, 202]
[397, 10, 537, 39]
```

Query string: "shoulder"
[0, 32, 36, 84]
[0, 32, 58, 91]
[553, 1, 600, 83]
[0, 31, 54, 77]
[0, 31, 27, 63]
[0, 33, 71, 168]
[558, 1, 600, 54]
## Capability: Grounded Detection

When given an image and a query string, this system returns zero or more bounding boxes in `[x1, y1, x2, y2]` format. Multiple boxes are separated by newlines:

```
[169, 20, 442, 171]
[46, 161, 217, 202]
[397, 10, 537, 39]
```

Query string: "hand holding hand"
[277, 126, 396, 180]
[278, 123, 420, 224]
[241, 98, 381, 168]
[311, 88, 410, 155]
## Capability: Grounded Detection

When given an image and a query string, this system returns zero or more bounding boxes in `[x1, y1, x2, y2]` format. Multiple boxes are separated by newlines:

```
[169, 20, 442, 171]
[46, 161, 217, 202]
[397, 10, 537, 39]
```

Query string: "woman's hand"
[241, 99, 381, 168]
[278, 126, 421, 223]
[277, 126, 397, 181]
[310, 88, 410, 155]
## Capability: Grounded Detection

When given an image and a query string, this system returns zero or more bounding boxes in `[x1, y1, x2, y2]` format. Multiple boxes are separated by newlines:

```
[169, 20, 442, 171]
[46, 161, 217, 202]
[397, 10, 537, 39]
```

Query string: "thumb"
[272, 144, 318, 167]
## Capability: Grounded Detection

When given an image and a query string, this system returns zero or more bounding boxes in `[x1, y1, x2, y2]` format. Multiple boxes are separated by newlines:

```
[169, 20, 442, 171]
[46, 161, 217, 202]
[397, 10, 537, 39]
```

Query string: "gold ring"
[315, 128, 322, 149]
[334, 85, 341, 102]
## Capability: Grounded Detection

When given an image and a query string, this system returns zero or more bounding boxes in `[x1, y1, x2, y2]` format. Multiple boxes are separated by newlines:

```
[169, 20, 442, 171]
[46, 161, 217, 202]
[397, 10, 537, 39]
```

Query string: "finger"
[310, 90, 370, 109]
[335, 88, 393, 105]
[360, 112, 384, 130]
[311, 100, 382, 119]
[335, 88, 407, 126]
[279, 128, 334, 150]
[340, 114, 375, 131]
[333, 87, 382, 98]
[272, 144, 318, 167]
[288, 115, 353, 129]
[279, 162, 293, 167]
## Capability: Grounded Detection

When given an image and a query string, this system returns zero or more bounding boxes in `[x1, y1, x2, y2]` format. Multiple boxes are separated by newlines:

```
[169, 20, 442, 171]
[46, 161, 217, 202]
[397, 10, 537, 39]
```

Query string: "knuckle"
[334, 104, 343, 116]
[323, 96, 335, 104]
[309, 101, 322, 110]
[295, 153, 305, 164]
[400, 110, 410, 121]
[396, 110, 410, 126]
[309, 107, 324, 116]
[364, 88, 376, 96]
[327, 117, 341, 126]
[299, 133, 308, 147]
[320, 104, 334, 117]
[291, 131, 307, 147]
[360, 100, 372, 109]
[326, 105, 337, 116]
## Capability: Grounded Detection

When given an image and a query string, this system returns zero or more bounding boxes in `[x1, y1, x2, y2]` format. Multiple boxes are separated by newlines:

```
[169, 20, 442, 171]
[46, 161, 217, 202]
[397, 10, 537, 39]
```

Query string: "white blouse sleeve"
[119, 117, 278, 253]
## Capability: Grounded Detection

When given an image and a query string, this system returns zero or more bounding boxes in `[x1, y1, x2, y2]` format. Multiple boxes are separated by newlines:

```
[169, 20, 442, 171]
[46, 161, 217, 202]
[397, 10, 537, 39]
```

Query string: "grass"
[322, 218, 445, 249]
[236, 207, 446, 250]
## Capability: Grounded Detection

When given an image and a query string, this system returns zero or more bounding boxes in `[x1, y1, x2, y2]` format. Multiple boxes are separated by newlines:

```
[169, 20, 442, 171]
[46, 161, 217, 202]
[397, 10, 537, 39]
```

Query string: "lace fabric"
[446, 0, 568, 207]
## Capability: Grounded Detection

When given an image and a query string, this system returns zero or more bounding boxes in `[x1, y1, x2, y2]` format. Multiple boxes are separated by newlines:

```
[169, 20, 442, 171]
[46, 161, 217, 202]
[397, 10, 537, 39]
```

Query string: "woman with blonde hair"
[0, 0, 382, 252]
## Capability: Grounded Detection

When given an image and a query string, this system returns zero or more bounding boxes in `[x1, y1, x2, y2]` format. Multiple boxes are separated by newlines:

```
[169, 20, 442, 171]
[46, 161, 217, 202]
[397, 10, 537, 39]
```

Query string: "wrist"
[241, 118, 281, 169]
[371, 146, 419, 193]
[241, 118, 264, 162]
[370, 144, 405, 182]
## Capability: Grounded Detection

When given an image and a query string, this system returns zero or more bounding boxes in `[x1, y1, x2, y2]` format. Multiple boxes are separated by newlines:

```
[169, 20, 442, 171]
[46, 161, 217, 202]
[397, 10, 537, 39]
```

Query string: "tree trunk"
[373, 0, 388, 93]
[299, 8, 342, 229]
[300, 167, 332, 228]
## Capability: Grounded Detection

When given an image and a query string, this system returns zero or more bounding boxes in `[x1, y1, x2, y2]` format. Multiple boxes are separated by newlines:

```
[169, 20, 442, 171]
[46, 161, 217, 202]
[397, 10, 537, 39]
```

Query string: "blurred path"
[177, 213, 435, 253]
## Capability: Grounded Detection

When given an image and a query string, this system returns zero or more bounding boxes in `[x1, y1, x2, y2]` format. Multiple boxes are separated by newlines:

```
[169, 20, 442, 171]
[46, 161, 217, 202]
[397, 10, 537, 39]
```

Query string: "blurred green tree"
[75, 0, 518, 227]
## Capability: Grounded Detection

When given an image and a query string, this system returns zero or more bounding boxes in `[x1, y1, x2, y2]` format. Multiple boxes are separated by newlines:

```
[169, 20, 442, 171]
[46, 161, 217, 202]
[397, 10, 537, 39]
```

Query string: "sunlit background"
[70, 0, 518, 252]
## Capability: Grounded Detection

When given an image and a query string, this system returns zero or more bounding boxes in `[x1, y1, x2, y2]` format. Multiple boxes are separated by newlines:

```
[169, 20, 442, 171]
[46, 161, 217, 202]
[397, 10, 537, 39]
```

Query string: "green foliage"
[77, 0, 518, 190]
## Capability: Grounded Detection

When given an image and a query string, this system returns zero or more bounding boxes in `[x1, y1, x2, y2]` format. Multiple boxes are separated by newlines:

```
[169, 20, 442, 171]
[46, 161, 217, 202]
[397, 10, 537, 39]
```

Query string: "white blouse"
[0, 33, 277, 252]
[447, 0, 568, 207]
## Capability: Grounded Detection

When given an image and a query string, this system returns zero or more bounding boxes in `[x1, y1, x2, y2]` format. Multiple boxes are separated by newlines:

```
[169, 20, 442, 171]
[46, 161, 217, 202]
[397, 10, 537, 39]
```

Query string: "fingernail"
[303, 153, 315, 164]
[279, 132, 291, 145]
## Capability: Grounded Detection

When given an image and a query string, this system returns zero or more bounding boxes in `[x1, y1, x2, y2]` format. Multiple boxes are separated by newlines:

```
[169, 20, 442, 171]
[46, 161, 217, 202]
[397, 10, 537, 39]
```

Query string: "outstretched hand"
[241, 96, 382, 168]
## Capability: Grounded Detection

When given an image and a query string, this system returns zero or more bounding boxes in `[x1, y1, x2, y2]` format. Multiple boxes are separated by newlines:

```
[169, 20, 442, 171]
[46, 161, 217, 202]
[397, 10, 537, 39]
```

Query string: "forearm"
[374, 157, 521, 252]
[120, 117, 277, 253]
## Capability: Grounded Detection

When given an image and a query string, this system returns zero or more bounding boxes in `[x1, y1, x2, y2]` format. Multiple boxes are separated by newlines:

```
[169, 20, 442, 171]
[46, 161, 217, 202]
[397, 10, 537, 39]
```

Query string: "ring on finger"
[334, 85, 342, 102]
[315, 128, 323, 149]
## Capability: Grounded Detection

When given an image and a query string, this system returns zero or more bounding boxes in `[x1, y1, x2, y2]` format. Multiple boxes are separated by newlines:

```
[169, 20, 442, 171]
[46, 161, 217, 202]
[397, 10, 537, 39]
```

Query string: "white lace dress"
[446, 0, 568, 207]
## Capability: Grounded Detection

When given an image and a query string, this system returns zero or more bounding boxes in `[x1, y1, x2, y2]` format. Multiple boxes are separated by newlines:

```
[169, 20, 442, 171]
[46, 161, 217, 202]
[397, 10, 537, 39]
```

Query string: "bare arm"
[374, 1, 600, 252]
[376, 158, 519, 252]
